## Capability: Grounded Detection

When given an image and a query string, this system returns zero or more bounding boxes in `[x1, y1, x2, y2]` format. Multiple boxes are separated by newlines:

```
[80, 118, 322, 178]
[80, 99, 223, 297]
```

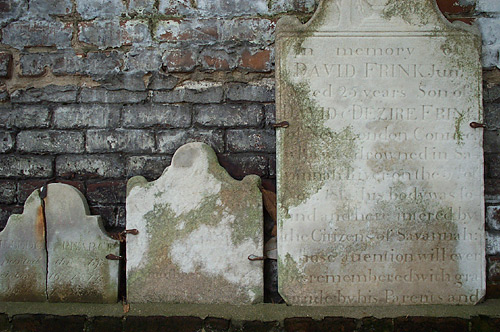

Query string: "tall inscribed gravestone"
[276, 0, 485, 305]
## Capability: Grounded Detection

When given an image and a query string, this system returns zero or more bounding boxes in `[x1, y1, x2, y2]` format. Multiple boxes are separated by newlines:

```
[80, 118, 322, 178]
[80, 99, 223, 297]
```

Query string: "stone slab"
[0, 190, 46, 302]
[126, 142, 263, 304]
[45, 183, 120, 303]
[276, 0, 485, 306]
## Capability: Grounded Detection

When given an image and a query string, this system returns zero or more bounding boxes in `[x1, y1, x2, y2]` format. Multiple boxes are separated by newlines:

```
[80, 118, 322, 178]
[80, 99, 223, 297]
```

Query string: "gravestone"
[45, 183, 120, 303]
[276, 0, 485, 305]
[126, 142, 263, 303]
[0, 190, 47, 302]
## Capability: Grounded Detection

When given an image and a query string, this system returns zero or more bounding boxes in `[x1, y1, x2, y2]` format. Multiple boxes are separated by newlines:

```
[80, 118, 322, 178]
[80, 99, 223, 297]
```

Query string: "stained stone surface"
[276, 0, 485, 306]
[45, 183, 120, 303]
[0, 190, 46, 302]
[126, 142, 263, 304]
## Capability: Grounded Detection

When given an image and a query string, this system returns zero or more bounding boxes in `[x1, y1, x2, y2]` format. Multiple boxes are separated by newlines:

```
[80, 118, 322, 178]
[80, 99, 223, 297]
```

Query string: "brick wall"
[0, 0, 500, 299]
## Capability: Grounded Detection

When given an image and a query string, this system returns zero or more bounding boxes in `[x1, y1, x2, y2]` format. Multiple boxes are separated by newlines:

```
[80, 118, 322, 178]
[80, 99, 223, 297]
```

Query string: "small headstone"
[276, 0, 485, 305]
[45, 183, 120, 303]
[0, 190, 47, 302]
[126, 142, 263, 303]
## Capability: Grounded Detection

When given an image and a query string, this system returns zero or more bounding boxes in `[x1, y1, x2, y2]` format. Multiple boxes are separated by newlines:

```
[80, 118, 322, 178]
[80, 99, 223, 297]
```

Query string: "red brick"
[203, 53, 231, 71]
[163, 49, 197, 73]
[394, 317, 468, 332]
[156, 19, 218, 42]
[436, 0, 474, 15]
[240, 49, 272, 72]
[87, 181, 127, 204]
[18, 180, 85, 204]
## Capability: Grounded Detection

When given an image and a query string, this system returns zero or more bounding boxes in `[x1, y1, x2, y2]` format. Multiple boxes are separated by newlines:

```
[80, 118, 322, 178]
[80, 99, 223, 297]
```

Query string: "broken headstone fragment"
[126, 142, 264, 304]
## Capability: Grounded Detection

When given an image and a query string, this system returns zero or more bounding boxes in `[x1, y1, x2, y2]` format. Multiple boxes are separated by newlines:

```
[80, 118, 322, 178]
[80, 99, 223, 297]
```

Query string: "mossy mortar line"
[1, 300, 500, 320]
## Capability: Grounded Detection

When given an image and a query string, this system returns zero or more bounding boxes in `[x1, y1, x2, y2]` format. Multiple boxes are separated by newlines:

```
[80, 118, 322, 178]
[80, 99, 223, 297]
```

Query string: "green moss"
[383, 0, 435, 25]
[278, 70, 357, 210]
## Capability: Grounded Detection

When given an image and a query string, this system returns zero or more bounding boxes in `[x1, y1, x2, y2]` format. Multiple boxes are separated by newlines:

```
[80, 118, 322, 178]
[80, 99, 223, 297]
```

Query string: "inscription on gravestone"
[126, 142, 263, 304]
[276, 0, 485, 305]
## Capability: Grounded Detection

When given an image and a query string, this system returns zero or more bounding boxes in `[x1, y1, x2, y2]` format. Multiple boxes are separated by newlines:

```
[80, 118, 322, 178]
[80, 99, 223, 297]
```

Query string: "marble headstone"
[126, 142, 263, 303]
[276, 0, 485, 305]
[0, 190, 47, 302]
[45, 183, 120, 303]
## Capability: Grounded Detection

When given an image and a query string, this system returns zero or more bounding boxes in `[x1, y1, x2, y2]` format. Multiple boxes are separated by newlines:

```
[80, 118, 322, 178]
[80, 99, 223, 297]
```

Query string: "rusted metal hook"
[106, 254, 124, 261]
[470, 122, 486, 129]
[248, 254, 266, 261]
[273, 121, 290, 128]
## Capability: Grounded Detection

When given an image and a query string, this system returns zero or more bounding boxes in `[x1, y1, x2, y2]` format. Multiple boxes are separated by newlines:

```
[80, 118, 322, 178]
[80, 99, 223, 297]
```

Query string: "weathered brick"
[163, 317, 203, 332]
[152, 81, 224, 103]
[124, 47, 162, 73]
[86, 129, 155, 153]
[0, 52, 13, 78]
[11, 85, 78, 103]
[162, 48, 198, 73]
[79, 51, 123, 78]
[54, 104, 121, 129]
[360, 318, 393, 332]
[470, 316, 500, 332]
[488, 256, 500, 282]
[204, 317, 230, 332]
[197, 0, 269, 17]
[0, 130, 14, 152]
[90, 205, 126, 229]
[157, 129, 224, 153]
[487, 231, 500, 255]
[227, 129, 275, 153]
[123, 104, 192, 128]
[79, 19, 151, 50]
[158, 0, 195, 16]
[240, 48, 273, 72]
[220, 18, 275, 44]
[394, 317, 468, 332]
[232, 320, 280, 332]
[194, 104, 263, 127]
[89, 317, 123, 332]
[264, 104, 276, 128]
[0, 0, 26, 28]
[270, 0, 317, 14]
[127, 155, 172, 180]
[98, 72, 149, 91]
[487, 205, 500, 231]
[485, 102, 500, 130]
[0, 181, 16, 204]
[200, 48, 238, 71]
[486, 154, 500, 178]
[17, 180, 45, 203]
[476, 17, 500, 68]
[80, 88, 148, 103]
[0, 155, 54, 177]
[12, 314, 44, 332]
[227, 82, 275, 102]
[0, 205, 23, 230]
[76, 0, 125, 19]
[284, 318, 316, 332]
[269, 155, 276, 178]
[17, 130, 85, 153]
[124, 316, 168, 332]
[42, 315, 86, 332]
[87, 180, 127, 204]
[0, 105, 50, 129]
[478, 0, 500, 12]
[0, 313, 9, 332]
[27, 0, 72, 17]
[2, 20, 73, 49]
[218, 154, 268, 179]
[155, 19, 219, 42]
[128, 0, 156, 14]
[318, 318, 357, 332]
[485, 130, 500, 153]
[148, 72, 179, 90]
[20, 51, 52, 76]
[0, 89, 9, 102]
[56, 154, 124, 178]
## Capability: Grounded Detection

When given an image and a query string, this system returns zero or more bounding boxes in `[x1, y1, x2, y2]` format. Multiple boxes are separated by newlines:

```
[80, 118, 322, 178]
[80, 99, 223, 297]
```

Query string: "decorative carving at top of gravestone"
[276, 0, 485, 306]
[126, 142, 263, 304]
[45, 183, 120, 303]
[0, 190, 47, 302]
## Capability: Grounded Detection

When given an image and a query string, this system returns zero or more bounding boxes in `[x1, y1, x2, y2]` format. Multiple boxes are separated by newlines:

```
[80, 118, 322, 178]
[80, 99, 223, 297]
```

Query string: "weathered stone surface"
[27, 0, 72, 17]
[76, 0, 125, 19]
[126, 142, 263, 303]
[0, 189, 46, 301]
[2, 20, 73, 49]
[277, 0, 485, 305]
[45, 183, 120, 303]
[0, 52, 13, 78]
